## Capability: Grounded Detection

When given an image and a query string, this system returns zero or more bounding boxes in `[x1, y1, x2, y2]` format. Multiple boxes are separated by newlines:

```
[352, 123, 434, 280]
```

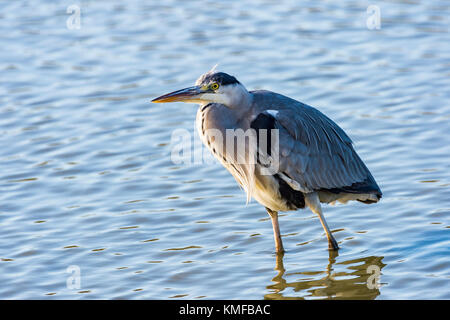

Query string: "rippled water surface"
[0, 0, 449, 299]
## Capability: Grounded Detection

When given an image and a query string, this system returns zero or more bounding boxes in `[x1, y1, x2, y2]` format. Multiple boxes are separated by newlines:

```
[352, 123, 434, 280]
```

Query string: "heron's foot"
[328, 237, 339, 251]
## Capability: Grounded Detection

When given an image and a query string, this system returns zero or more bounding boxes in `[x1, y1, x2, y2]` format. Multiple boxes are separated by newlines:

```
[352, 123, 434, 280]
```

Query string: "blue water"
[0, 0, 449, 299]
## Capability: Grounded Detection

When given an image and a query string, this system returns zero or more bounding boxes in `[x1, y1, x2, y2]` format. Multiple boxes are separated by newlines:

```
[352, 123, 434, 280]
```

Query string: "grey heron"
[152, 68, 382, 252]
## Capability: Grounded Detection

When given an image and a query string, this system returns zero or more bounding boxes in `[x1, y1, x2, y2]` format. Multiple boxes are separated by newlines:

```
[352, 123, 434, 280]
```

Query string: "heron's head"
[152, 70, 250, 108]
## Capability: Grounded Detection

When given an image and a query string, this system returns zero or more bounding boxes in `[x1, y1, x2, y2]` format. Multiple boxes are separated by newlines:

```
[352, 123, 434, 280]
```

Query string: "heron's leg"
[304, 192, 339, 250]
[266, 208, 284, 253]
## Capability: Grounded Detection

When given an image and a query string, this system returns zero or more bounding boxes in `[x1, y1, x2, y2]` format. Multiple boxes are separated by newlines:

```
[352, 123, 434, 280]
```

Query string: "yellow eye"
[210, 83, 219, 90]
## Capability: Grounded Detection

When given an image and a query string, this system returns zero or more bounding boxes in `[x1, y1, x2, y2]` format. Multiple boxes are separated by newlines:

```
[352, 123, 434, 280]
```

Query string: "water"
[0, 0, 449, 299]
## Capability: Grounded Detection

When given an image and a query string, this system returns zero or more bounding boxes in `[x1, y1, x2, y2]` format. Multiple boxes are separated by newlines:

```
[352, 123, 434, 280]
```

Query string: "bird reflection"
[265, 250, 385, 299]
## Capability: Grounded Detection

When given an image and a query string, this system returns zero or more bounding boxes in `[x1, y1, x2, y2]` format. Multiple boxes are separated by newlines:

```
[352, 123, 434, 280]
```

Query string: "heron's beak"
[151, 85, 205, 103]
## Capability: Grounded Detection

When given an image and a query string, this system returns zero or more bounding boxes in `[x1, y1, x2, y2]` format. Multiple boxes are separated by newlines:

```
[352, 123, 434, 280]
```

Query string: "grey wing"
[251, 106, 382, 198]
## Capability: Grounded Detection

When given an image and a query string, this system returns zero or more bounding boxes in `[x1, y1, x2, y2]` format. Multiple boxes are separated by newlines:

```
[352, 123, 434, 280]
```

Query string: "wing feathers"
[252, 104, 380, 196]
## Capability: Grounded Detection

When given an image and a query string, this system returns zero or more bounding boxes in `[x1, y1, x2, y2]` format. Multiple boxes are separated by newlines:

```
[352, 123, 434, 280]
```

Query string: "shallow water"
[0, 0, 449, 299]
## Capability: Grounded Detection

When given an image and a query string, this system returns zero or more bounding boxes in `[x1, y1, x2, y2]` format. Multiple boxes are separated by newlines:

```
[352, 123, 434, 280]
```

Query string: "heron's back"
[249, 90, 382, 207]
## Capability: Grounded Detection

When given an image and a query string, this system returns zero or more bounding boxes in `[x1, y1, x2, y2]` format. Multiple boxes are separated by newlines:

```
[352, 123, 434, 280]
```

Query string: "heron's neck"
[225, 84, 253, 120]
[234, 87, 252, 109]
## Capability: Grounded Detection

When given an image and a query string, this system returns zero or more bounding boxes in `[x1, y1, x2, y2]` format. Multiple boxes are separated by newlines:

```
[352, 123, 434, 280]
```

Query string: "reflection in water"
[265, 251, 385, 300]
